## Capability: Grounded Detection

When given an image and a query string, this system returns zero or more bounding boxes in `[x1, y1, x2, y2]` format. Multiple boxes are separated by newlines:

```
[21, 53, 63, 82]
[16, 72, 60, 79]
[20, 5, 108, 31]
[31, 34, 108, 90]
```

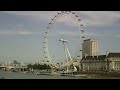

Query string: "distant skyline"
[0, 11, 120, 63]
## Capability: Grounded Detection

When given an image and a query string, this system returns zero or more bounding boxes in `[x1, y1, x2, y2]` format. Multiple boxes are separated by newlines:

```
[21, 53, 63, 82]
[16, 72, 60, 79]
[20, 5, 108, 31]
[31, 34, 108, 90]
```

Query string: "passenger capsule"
[81, 30, 84, 32]
[80, 24, 83, 26]
[72, 12, 75, 14]
[49, 22, 52, 24]
[82, 36, 85, 38]
[75, 15, 78, 17]
[78, 19, 81, 21]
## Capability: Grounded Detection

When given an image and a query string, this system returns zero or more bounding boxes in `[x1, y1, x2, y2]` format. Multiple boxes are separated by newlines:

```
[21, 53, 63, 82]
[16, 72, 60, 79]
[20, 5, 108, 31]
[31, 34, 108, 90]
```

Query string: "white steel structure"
[59, 39, 72, 72]
[59, 39, 78, 72]
[43, 11, 85, 69]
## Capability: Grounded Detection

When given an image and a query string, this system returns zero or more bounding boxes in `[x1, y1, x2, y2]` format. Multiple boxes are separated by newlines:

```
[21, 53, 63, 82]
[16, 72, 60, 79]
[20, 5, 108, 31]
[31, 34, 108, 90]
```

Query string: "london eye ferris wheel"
[43, 11, 85, 69]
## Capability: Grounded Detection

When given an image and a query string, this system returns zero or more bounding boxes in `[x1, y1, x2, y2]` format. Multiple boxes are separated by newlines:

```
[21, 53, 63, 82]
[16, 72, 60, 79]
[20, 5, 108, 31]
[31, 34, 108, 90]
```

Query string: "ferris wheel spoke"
[43, 11, 85, 70]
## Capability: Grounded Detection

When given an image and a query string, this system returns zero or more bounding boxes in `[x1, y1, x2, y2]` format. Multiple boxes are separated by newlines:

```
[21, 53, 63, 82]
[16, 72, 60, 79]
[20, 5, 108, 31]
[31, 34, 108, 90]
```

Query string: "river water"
[0, 70, 120, 79]
[0, 70, 86, 79]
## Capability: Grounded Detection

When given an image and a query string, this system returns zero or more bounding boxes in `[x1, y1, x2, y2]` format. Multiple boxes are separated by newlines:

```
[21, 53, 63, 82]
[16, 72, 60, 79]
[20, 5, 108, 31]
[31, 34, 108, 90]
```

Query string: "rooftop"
[82, 52, 120, 61]
[84, 38, 97, 42]
[82, 55, 106, 60]
[107, 53, 120, 58]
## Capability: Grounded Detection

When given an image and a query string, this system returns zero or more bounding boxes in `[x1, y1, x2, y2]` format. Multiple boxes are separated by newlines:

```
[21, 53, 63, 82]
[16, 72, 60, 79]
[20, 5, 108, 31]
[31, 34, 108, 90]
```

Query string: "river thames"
[0, 70, 86, 79]
[1, 70, 120, 79]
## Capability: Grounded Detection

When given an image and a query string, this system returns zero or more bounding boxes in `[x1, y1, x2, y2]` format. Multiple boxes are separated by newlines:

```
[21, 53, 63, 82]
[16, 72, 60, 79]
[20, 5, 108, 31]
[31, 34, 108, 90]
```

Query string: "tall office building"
[82, 38, 98, 57]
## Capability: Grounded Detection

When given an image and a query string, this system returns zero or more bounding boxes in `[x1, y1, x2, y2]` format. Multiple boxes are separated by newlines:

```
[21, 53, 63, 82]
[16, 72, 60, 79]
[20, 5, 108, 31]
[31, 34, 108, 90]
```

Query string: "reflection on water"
[0, 70, 84, 79]
[0, 70, 120, 79]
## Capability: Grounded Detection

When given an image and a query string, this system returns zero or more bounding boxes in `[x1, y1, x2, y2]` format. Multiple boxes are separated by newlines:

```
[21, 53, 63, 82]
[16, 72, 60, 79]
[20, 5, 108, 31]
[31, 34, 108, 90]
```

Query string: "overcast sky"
[0, 11, 120, 63]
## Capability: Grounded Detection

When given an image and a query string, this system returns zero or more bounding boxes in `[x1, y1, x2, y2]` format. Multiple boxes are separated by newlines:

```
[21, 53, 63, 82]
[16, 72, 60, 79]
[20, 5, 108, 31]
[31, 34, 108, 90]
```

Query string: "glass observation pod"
[82, 36, 85, 38]
[78, 19, 81, 21]
[75, 15, 78, 17]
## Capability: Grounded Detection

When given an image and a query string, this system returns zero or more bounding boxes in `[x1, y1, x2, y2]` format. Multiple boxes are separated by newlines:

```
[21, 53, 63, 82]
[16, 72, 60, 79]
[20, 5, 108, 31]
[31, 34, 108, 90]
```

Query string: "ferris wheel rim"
[43, 11, 85, 68]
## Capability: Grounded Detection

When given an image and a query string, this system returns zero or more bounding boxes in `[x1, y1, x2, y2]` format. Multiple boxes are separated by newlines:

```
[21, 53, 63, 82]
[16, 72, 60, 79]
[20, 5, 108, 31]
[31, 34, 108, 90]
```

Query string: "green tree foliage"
[13, 60, 19, 64]
[27, 64, 33, 69]
[27, 63, 51, 70]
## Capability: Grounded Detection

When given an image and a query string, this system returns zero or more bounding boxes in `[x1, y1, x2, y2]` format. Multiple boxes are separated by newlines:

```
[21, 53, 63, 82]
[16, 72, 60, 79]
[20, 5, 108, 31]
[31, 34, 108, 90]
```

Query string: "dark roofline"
[84, 38, 96, 42]
[108, 52, 120, 54]
[83, 55, 106, 57]
[81, 53, 120, 61]
[107, 52, 120, 57]
[82, 55, 106, 60]
[84, 39, 91, 41]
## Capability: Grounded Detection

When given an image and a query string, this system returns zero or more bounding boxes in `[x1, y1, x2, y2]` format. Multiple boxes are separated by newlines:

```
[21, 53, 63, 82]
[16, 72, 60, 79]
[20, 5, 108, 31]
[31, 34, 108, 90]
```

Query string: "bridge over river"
[0, 65, 27, 71]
